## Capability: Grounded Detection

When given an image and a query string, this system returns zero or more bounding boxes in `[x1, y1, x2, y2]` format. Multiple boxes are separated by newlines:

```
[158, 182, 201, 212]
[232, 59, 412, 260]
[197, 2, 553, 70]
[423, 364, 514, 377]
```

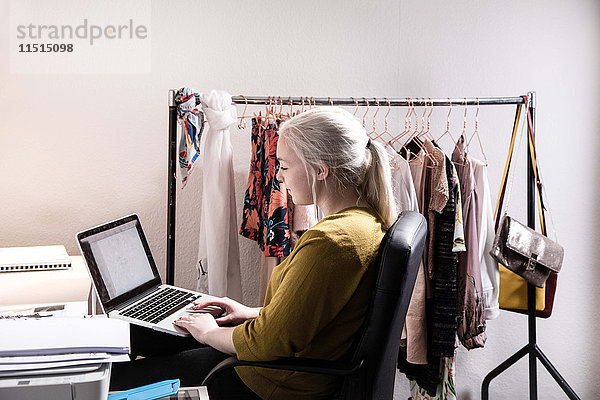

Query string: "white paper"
[0, 317, 130, 356]
[0, 352, 110, 364]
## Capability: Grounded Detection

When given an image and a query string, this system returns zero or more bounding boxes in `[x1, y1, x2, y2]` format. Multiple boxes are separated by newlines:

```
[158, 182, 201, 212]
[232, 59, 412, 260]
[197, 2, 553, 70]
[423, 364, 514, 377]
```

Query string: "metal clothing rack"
[166, 90, 579, 399]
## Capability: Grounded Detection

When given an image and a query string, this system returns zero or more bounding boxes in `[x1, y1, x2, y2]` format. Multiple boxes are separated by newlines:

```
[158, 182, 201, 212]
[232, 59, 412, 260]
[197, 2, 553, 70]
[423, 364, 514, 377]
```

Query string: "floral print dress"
[240, 118, 291, 258]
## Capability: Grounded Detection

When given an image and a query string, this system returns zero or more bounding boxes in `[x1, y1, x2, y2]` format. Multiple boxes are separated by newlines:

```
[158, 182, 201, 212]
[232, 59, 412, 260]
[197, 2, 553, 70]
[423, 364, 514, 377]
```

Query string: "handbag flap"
[503, 216, 564, 273]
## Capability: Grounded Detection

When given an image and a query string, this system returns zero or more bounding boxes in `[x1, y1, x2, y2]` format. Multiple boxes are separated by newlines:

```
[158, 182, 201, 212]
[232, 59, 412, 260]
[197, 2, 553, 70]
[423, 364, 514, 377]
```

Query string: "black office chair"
[202, 211, 427, 400]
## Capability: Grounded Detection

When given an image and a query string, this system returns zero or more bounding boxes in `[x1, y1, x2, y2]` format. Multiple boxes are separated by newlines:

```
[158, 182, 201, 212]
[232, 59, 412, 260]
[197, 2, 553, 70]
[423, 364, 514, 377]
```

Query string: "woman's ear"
[316, 162, 330, 181]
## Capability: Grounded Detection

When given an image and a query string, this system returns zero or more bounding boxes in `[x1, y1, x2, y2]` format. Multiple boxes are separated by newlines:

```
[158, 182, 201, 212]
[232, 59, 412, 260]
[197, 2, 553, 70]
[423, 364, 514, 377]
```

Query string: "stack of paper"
[0, 317, 130, 376]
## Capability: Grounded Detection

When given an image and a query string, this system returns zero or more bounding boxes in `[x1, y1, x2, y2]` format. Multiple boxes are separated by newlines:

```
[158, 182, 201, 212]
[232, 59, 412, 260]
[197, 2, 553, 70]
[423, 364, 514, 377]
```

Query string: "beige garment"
[258, 256, 280, 306]
[401, 149, 428, 365]
[403, 256, 428, 364]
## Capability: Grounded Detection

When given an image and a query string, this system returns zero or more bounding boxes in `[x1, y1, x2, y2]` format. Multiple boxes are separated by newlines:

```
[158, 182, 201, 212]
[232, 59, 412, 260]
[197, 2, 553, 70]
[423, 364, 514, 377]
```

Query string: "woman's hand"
[190, 297, 260, 325]
[173, 314, 218, 344]
[173, 314, 237, 355]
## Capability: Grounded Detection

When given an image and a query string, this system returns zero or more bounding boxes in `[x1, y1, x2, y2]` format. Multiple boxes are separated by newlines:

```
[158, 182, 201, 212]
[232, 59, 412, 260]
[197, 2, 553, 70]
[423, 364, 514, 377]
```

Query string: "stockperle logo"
[10, 0, 151, 74]
[16, 19, 148, 46]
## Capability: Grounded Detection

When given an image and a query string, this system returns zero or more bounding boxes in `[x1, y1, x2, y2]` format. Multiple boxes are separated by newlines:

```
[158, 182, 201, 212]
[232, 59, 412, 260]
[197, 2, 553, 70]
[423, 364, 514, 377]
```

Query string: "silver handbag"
[490, 216, 564, 288]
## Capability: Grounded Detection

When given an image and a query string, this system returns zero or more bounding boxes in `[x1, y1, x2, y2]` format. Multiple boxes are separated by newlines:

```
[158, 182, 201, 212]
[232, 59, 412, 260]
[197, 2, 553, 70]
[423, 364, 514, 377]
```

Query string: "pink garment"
[286, 192, 318, 249]
[451, 136, 486, 349]
[409, 150, 425, 208]
[292, 205, 318, 232]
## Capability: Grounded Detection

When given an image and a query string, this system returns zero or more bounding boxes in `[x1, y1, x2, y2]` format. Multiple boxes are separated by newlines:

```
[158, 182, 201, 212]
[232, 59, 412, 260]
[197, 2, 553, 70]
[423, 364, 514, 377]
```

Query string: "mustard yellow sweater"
[232, 207, 385, 400]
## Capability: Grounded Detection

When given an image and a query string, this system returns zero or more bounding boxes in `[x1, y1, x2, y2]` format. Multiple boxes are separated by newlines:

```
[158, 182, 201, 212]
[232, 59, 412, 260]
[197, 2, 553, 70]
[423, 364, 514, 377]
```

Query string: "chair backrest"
[340, 210, 427, 400]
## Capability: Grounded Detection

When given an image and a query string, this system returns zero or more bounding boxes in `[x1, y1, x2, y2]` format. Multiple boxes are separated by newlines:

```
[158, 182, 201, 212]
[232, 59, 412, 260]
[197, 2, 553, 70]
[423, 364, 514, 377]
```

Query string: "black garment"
[399, 137, 424, 161]
[110, 325, 261, 400]
[430, 156, 459, 357]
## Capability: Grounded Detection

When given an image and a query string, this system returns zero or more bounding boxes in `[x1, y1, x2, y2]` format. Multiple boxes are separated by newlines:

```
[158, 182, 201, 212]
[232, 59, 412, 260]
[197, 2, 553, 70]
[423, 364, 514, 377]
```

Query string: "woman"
[110, 107, 397, 399]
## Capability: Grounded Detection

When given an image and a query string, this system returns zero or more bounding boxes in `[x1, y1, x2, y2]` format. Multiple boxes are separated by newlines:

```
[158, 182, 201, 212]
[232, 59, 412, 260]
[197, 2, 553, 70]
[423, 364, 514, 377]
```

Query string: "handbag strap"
[524, 101, 551, 238]
[494, 96, 550, 238]
[494, 103, 523, 231]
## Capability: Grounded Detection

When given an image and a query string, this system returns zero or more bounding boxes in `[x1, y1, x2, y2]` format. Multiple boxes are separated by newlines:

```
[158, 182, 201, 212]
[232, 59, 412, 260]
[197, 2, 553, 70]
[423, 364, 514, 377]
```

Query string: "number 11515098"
[18, 43, 74, 53]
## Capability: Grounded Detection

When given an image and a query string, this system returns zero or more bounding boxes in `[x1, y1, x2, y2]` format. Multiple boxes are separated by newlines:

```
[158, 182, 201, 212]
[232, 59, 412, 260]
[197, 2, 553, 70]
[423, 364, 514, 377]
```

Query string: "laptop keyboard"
[120, 287, 201, 324]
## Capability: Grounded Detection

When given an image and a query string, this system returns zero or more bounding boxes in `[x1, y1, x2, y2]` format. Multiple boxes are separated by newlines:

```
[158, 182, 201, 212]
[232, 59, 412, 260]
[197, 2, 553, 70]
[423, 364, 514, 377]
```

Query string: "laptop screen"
[78, 215, 162, 311]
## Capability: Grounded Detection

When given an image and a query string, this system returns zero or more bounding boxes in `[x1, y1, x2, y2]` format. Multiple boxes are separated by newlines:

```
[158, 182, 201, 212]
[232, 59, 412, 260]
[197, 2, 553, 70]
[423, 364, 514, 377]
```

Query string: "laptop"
[77, 214, 216, 336]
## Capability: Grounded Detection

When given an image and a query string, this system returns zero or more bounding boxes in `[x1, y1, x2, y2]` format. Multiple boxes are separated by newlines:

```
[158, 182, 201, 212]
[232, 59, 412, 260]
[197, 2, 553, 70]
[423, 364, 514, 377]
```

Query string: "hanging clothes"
[451, 136, 486, 349]
[240, 118, 292, 258]
[196, 90, 242, 301]
[399, 141, 457, 397]
[409, 357, 457, 400]
[450, 163, 466, 253]
[399, 141, 462, 397]
[428, 150, 459, 358]
[387, 145, 419, 213]
[176, 88, 205, 188]
[387, 144, 427, 365]
[409, 147, 426, 205]
[407, 160, 462, 399]
[472, 158, 500, 319]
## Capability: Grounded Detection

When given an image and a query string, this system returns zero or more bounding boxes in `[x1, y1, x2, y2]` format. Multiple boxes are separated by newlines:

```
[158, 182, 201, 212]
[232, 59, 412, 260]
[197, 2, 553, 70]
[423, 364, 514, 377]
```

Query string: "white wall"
[1, 1, 598, 398]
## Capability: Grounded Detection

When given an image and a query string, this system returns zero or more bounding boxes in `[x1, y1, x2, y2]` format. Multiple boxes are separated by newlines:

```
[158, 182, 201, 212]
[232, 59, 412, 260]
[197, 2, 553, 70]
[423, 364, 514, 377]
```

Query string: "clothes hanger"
[277, 96, 284, 120]
[361, 97, 370, 129]
[449, 97, 470, 165]
[466, 97, 488, 165]
[305, 96, 311, 111]
[286, 96, 293, 119]
[399, 98, 436, 166]
[351, 97, 359, 117]
[459, 97, 469, 160]
[425, 98, 434, 139]
[422, 98, 437, 143]
[372, 97, 407, 169]
[416, 98, 432, 141]
[436, 98, 455, 144]
[392, 97, 414, 158]
[371, 97, 400, 169]
[373, 97, 394, 143]
[237, 95, 248, 130]
[416, 98, 426, 137]
[388, 97, 412, 149]
[368, 97, 380, 139]
[260, 96, 277, 127]
[415, 98, 438, 166]
[265, 96, 275, 126]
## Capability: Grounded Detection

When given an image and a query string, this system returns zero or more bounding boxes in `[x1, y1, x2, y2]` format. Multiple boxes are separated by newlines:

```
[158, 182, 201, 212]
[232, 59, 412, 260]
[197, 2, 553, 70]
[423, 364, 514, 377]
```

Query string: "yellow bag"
[498, 264, 545, 311]
[495, 102, 557, 317]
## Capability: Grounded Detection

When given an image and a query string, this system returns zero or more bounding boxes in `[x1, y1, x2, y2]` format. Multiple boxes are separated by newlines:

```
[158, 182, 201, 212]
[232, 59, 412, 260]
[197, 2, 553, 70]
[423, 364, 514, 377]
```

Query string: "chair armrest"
[202, 356, 363, 386]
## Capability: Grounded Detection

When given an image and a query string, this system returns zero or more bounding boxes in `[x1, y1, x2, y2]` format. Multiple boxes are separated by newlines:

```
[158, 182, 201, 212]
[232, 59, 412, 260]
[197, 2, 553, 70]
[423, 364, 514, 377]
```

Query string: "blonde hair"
[278, 107, 397, 228]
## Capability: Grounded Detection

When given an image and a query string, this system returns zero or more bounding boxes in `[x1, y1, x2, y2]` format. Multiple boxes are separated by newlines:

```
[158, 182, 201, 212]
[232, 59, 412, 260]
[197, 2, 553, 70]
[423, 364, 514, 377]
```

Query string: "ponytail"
[358, 139, 397, 228]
